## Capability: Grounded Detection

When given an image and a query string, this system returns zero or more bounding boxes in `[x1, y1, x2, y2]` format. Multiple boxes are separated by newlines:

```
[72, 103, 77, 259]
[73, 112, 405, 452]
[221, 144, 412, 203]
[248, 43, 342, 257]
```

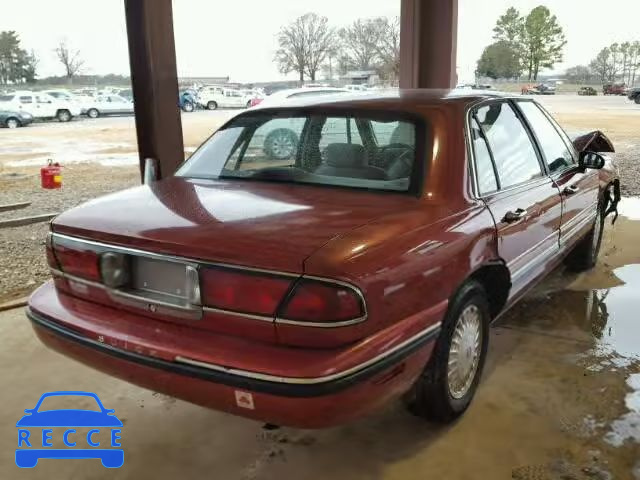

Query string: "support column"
[124, 0, 184, 180]
[399, 0, 458, 89]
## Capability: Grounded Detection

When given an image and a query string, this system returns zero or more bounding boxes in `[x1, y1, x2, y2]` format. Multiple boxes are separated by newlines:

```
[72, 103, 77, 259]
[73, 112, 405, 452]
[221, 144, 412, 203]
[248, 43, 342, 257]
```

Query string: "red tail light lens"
[200, 267, 293, 316]
[46, 233, 60, 270]
[279, 280, 364, 323]
[51, 236, 101, 281]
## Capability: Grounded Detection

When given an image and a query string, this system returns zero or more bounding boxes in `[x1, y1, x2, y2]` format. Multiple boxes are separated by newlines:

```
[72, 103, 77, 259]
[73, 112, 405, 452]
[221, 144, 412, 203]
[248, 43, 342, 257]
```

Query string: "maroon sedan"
[28, 91, 619, 428]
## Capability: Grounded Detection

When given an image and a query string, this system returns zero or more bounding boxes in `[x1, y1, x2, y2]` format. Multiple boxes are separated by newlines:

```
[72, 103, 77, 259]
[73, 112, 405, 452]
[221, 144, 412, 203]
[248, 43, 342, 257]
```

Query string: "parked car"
[578, 86, 598, 96]
[117, 89, 133, 101]
[251, 87, 350, 159]
[44, 89, 95, 115]
[603, 83, 628, 95]
[0, 109, 33, 128]
[345, 84, 369, 92]
[0, 91, 80, 122]
[179, 89, 198, 112]
[28, 91, 619, 429]
[627, 87, 640, 104]
[85, 95, 134, 118]
[521, 83, 556, 95]
[197, 86, 253, 110]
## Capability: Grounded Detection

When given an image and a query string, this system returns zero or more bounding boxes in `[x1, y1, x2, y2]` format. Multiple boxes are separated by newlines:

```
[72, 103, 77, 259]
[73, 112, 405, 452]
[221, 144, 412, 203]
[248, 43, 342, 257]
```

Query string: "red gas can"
[41, 160, 62, 189]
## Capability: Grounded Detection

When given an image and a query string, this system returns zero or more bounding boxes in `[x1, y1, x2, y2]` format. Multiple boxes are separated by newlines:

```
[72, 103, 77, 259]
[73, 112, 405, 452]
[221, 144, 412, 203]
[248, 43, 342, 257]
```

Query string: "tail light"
[278, 279, 364, 324]
[50, 235, 101, 281]
[200, 267, 292, 316]
[250, 98, 263, 107]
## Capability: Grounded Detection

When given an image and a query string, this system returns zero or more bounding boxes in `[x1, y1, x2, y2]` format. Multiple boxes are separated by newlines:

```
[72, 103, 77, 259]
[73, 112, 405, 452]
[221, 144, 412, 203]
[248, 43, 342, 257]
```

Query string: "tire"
[405, 280, 490, 423]
[56, 109, 72, 122]
[87, 108, 100, 119]
[5, 117, 20, 128]
[635, 96, 640, 105]
[182, 102, 194, 112]
[263, 129, 298, 160]
[207, 101, 218, 110]
[564, 199, 605, 272]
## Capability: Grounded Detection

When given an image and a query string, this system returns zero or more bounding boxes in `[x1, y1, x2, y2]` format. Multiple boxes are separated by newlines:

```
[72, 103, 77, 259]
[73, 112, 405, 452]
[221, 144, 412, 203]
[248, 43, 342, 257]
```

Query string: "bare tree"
[275, 13, 335, 82]
[54, 39, 84, 83]
[339, 19, 380, 71]
[373, 17, 400, 84]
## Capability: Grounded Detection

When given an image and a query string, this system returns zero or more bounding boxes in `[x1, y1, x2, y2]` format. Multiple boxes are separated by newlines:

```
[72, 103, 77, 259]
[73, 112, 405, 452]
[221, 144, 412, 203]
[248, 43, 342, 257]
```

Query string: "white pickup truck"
[0, 91, 81, 122]
[197, 86, 253, 110]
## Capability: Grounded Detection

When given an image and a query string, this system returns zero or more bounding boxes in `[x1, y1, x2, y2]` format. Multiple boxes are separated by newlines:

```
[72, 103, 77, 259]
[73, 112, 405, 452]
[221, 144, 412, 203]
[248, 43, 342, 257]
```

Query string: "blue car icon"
[16, 391, 123, 468]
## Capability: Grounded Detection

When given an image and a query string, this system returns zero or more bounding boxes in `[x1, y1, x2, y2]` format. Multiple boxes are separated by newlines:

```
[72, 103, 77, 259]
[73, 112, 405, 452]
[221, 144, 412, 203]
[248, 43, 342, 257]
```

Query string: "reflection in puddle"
[619, 197, 640, 221]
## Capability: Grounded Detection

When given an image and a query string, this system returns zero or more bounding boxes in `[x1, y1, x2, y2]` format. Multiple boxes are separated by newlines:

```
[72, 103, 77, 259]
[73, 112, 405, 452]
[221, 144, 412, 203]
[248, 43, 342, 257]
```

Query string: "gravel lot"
[0, 96, 639, 302]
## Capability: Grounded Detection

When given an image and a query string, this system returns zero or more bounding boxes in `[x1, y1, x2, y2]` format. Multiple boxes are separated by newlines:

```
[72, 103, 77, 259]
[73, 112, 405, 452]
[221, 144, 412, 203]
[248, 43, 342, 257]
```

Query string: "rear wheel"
[87, 108, 99, 119]
[57, 109, 72, 122]
[5, 117, 20, 128]
[405, 281, 490, 422]
[182, 101, 194, 112]
[207, 101, 218, 110]
[565, 200, 605, 272]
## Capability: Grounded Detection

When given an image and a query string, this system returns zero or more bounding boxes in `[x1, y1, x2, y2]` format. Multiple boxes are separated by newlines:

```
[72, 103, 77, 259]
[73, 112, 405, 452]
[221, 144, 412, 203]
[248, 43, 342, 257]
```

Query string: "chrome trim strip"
[511, 242, 559, 282]
[51, 233, 301, 278]
[560, 211, 597, 246]
[506, 230, 559, 269]
[175, 321, 442, 385]
[559, 202, 598, 235]
[203, 306, 273, 323]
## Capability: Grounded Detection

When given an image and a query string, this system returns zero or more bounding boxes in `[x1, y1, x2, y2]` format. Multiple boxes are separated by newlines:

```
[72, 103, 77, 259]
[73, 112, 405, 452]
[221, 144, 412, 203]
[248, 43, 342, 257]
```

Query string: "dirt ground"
[0, 211, 638, 479]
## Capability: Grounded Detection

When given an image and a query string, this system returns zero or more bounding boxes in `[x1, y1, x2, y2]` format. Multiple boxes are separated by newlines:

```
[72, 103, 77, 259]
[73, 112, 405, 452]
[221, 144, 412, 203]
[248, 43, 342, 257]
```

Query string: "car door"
[516, 100, 600, 252]
[35, 94, 56, 118]
[17, 94, 37, 116]
[469, 100, 563, 298]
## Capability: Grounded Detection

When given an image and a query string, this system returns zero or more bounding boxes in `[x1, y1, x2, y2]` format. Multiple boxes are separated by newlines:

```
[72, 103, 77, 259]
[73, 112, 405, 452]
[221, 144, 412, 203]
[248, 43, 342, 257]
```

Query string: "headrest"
[390, 123, 415, 145]
[325, 143, 366, 168]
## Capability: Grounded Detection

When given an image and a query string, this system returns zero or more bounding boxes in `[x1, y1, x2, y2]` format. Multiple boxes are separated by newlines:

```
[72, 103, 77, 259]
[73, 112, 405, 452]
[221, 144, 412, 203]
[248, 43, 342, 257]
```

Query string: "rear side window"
[470, 117, 498, 194]
[19, 96, 33, 104]
[0, 95, 13, 101]
[517, 101, 575, 173]
[475, 102, 542, 189]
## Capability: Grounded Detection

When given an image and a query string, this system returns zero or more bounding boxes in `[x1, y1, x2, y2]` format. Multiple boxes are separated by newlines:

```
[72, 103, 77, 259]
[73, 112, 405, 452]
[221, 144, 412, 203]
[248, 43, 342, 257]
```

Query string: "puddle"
[619, 197, 640, 221]
[606, 374, 640, 447]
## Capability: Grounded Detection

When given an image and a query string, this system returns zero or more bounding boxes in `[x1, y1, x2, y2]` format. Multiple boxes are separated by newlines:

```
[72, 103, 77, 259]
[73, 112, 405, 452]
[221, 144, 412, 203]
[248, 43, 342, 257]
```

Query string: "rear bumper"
[27, 283, 442, 428]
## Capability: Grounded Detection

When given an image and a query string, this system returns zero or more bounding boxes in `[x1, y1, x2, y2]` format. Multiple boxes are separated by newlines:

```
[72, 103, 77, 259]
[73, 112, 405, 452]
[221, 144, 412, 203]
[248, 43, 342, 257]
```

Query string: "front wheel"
[564, 200, 605, 272]
[207, 101, 218, 110]
[87, 108, 99, 119]
[405, 281, 490, 422]
[182, 102, 194, 112]
[57, 109, 72, 122]
[5, 117, 20, 128]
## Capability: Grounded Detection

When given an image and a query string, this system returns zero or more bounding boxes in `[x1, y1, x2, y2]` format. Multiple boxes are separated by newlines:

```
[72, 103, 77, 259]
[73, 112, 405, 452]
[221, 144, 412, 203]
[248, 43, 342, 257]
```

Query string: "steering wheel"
[378, 143, 416, 179]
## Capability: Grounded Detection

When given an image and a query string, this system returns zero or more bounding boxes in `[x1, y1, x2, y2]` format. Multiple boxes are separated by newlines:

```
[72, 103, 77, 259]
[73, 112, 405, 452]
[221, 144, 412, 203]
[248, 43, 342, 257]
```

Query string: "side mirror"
[579, 151, 606, 170]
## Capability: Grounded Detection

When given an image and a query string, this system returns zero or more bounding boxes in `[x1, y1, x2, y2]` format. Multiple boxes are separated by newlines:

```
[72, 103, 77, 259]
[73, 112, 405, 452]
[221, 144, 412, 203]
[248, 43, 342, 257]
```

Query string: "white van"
[0, 91, 81, 122]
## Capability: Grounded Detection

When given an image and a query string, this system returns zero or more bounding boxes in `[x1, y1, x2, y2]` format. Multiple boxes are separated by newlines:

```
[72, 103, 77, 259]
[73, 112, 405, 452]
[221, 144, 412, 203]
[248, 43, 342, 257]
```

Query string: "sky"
[1, 0, 638, 84]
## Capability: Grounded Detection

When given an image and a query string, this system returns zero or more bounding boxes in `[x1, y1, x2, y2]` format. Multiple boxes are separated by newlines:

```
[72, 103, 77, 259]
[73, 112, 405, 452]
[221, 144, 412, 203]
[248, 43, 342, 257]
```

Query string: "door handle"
[504, 208, 528, 223]
[564, 185, 579, 195]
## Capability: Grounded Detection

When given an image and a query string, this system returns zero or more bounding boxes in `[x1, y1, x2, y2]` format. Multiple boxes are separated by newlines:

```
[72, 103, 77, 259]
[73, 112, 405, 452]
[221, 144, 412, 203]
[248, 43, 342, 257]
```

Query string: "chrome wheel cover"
[7, 119, 19, 128]
[447, 304, 482, 400]
[270, 135, 294, 159]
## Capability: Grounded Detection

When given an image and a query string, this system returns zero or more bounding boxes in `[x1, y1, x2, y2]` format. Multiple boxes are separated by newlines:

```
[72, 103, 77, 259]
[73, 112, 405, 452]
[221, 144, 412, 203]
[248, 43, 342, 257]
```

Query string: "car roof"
[253, 88, 510, 111]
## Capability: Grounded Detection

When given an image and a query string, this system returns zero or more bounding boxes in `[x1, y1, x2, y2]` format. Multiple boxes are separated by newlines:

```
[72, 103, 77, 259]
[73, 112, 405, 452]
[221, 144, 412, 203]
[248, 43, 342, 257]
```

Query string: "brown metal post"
[124, 0, 184, 181]
[399, 0, 458, 89]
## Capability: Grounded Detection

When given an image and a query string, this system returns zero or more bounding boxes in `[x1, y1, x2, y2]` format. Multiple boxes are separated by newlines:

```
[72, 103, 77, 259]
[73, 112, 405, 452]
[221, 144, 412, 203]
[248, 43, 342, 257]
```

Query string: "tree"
[339, 19, 380, 71]
[493, 7, 524, 45]
[630, 41, 640, 86]
[564, 65, 593, 84]
[373, 16, 400, 84]
[54, 39, 84, 83]
[590, 48, 611, 83]
[521, 6, 566, 80]
[275, 13, 335, 82]
[0, 31, 36, 84]
[476, 41, 522, 79]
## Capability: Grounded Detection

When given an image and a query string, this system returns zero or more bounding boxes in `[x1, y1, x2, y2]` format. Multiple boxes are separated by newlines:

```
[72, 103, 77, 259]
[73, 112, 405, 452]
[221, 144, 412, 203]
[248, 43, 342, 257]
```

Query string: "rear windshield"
[177, 112, 423, 193]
